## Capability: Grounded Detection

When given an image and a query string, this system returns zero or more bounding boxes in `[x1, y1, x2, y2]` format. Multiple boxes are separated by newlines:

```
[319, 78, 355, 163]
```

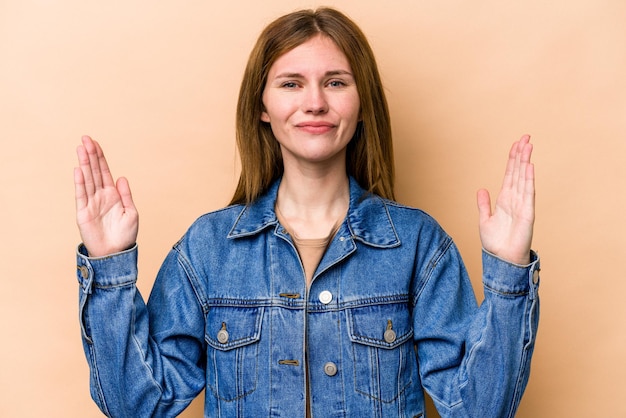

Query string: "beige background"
[1, 0, 625, 416]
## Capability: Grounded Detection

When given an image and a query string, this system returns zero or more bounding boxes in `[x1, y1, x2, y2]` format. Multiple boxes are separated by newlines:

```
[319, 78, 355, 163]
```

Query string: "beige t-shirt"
[276, 210, 342, 286]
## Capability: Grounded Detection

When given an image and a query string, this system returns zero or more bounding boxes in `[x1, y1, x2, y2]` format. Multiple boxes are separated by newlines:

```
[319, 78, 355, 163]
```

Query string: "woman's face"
[261, 35, 360, 171]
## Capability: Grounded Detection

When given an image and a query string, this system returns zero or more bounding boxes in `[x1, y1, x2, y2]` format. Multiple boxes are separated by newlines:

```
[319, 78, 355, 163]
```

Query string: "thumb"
[116, 177, 136, 211]
[476, 189, 492, 224]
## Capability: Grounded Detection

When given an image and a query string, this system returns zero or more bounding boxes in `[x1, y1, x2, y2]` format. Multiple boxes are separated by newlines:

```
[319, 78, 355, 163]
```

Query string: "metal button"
[384, 329, 397, 343]
[278, 359, 300, 366]
[384, 319, 397, 343]
[324, 362, 338, 376]
[279, 293, 301, 299]
[217, 322, 229, 344]
[318, 290, 333, 304]
[77, 265, 89, 279]
[217, 329, 229, 344]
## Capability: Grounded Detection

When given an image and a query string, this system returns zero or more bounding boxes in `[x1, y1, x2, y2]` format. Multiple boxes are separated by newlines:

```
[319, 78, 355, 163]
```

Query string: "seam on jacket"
[174, 246, 210, 315]
[411, 236, 453, 307]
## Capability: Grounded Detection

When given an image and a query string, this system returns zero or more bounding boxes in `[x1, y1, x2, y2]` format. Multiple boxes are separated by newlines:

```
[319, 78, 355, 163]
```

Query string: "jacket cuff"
[76, 244, 138, 294]
[482, 249, 540, 300]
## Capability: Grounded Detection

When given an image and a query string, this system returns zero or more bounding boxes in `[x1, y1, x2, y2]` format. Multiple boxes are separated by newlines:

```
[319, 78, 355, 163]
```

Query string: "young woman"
[75, 8, 539, 417]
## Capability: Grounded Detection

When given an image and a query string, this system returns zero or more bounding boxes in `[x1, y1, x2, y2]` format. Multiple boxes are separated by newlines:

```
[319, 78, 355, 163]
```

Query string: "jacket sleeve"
[412, 238, 540, 418]
[77, 244, 206, 418]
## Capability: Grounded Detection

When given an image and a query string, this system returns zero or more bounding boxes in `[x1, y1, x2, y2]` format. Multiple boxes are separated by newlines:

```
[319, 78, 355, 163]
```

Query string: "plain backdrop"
[1, 0, 625, 416]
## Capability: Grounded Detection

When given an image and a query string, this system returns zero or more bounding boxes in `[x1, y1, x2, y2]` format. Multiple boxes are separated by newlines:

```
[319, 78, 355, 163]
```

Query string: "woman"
[75, 7, 539, 417]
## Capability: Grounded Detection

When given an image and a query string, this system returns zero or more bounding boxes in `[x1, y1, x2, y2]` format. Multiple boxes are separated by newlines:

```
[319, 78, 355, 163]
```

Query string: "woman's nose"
[302, 86, 328, 114]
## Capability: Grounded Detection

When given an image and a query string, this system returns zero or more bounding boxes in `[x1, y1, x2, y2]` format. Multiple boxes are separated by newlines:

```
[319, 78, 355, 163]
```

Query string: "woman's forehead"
[268, 35, 351, 77]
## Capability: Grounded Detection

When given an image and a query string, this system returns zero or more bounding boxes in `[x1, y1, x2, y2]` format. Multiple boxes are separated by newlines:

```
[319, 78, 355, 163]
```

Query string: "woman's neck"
[276, 166, 349, 239]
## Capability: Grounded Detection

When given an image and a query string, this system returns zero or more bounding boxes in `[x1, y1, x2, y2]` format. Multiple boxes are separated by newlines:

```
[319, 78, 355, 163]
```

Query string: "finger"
[510, 135, 531, 194]
[501, 140, 519, 192]
[514, 134, 530, 146]
[116, 177, 136, 212]
[82, 135, 104, 189]
[77, 141, 95, 197]
[74, 167, 88, 211]
[476, 188, 492, 224]
[515, 140, 533, 197]
[524, 161, 536, 207]
[94, 139, 115, 188]
[521, 138, 533, 165]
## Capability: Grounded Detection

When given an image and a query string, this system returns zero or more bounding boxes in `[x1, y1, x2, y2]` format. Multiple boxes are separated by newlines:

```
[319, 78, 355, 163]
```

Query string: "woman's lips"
[296, 121, 336, 134]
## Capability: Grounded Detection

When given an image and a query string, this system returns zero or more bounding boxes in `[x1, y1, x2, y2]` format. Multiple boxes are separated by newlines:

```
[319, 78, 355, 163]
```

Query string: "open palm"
[74, 136, 138, 257]
[477, 135, 535, 265]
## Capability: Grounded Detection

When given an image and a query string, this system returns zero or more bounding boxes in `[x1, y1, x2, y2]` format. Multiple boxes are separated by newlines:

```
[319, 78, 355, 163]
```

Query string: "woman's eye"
[281, 81, 299, 88]
[328, 80, 346, 88]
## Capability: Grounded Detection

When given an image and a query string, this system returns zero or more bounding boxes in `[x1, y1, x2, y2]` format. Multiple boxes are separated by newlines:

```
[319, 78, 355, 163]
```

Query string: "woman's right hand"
[74, 135, 138, 257]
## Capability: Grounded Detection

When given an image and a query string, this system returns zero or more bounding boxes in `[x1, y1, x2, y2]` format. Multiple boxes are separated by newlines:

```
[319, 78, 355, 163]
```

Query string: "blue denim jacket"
[77, 177, 540, 418]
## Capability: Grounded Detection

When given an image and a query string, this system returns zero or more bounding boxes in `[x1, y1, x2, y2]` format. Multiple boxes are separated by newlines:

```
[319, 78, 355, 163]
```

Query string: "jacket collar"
[228, 177, 400, 248]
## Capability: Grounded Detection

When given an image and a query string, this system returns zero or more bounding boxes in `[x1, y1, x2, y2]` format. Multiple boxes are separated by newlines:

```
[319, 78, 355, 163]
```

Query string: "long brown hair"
[229, 7, 395, 205]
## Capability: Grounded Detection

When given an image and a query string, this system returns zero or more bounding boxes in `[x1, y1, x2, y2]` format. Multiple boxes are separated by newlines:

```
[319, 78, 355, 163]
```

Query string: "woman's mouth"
[296, 121, 336, 134]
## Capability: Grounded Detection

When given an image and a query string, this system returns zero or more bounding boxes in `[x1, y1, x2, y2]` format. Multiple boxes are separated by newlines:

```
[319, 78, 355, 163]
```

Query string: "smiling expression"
[261, 35, 361, 170]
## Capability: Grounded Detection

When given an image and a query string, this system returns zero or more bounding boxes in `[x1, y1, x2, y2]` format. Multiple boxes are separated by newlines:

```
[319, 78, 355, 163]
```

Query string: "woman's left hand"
[477, 135, 535, 265]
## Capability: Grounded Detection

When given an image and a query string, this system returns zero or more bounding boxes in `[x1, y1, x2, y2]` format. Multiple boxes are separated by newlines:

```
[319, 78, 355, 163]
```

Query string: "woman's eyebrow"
[273, 70, 354, 79]
[273, 72, 304, 79]
[325, 70, 353, 77]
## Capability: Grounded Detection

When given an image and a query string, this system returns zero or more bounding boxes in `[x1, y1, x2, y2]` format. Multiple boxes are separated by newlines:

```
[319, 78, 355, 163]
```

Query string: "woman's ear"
[261, 111, 270, 123]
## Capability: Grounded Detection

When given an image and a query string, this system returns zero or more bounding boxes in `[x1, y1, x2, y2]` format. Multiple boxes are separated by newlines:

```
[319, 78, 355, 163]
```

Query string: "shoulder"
[193, 204, 246, 226]
[177, 204, 246, 245]
[381, 198, 454, 252]
[350, 191, 450, 250]
[380, 198, 444, 232]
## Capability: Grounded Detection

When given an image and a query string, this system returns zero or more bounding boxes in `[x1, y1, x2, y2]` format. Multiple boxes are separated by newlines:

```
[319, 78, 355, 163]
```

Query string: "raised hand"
[74, 135, 139, 257]
[476, 135, 535, 265]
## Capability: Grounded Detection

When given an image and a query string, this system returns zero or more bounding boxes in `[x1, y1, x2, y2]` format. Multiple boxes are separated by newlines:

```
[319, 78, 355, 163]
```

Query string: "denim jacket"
[77, 177, 540, 418]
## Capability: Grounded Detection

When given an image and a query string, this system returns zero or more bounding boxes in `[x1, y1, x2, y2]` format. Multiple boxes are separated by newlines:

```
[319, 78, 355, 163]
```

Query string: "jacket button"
[217, 323, 229, 344]
[532, 268, 540, 284]
[318, 290, 333, 304]
[77, 265, 89, 279]
[384, 329, 397, 343]
[324, 362, 338, 376]
[217, 329, 229, 344]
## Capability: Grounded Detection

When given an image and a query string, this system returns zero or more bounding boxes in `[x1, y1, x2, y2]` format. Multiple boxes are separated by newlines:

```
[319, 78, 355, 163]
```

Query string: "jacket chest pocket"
[205, 306, 264, 401]
[347, 303, 415, 403]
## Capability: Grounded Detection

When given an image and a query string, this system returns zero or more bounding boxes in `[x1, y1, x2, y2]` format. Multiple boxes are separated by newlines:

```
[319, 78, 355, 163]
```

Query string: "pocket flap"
[205, 306, 263, 350]
[347, 303, 413, 349]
